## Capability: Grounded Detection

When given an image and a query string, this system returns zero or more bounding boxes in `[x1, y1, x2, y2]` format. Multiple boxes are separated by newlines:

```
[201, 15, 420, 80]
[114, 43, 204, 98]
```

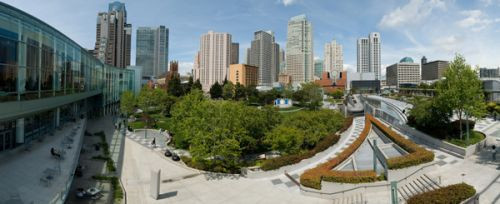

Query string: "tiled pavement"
[125, 130, 169, 152]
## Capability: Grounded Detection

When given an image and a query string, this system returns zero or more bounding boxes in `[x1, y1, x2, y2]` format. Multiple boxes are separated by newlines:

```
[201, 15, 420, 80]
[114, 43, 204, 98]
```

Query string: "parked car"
[171, 154, 180, 161]
[164, 149, 172, 157]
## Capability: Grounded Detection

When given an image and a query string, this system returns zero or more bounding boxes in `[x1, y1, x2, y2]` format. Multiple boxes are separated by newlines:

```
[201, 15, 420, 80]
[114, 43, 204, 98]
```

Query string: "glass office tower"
[0, 2, 135, 152]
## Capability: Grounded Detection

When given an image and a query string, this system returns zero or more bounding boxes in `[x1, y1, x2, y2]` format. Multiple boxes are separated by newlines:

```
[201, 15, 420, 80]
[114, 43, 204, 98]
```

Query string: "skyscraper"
[231, 43, 239, 64]
[194, 31, 233, 91]
[285, 14, 314, 84]
[94, 1, 132, 68]
[136, 26, 169, 78]
[357, 32, 381, 80]
[249, 30, 280, 86]
[324, 39, 343, 78]
[314, 59, 323, 79]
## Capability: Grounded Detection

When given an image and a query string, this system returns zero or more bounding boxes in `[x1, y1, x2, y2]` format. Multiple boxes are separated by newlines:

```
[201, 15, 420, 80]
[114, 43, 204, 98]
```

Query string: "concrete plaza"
[120, 136, 331, 204]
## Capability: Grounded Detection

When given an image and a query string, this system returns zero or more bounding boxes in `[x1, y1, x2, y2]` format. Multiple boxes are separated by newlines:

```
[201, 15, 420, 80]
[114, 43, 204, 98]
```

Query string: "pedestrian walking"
[151, 137, 156, 148]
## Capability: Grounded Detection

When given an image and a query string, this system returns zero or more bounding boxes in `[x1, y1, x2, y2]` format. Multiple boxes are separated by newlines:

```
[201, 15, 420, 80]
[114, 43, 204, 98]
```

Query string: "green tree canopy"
[120, 91, 136, 116]
[234, 83, 246, 100]
[192, 79, 202, 91]
[436, 54, 486, 139]
[222, 82, 235, 100]
[167, 75, 183, 97]
[209, 82, 223, 99]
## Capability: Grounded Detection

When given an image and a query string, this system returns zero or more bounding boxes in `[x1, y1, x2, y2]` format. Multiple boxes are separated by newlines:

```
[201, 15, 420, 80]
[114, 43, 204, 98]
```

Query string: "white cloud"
[279, 0, 299, 6]
[379, 0, 446, 28]
[178, 62, 194, 75]
[343, 64, 355, 73]
[456, 10, 500, 32]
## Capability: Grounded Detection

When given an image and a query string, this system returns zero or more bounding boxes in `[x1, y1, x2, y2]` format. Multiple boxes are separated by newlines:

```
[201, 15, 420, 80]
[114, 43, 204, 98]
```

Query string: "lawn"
[445, 131, 485, 147]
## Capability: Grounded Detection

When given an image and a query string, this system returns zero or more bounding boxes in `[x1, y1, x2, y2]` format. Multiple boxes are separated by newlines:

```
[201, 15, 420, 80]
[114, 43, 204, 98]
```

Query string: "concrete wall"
[394, 124, 487, 158]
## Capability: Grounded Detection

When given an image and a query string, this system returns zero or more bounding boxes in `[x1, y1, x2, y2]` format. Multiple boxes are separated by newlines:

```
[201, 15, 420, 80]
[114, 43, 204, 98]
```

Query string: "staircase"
[331, 193, 365, 204]
[397, 174, 441, 203]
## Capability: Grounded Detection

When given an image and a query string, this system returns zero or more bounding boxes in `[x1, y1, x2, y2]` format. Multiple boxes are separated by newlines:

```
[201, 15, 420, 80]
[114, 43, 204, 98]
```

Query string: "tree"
[192, 79, 202, 91]
[120, 91, 136, 116]
[185, 76, 194, 93]
[167, 75, 183, 97]
[264, 125, 304, 154]
[209, 82, 223, 99]
[234, 83, 246, 100]
[222, 82, 234, 100]
[245, 85, 260, 104]
[408, 97, 451, 139]
[436, 54, 486, 139]
[299, 82, 323, 110]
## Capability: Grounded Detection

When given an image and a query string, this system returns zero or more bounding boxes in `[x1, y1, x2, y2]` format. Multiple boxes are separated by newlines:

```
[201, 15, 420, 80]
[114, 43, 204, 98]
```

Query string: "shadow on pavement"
[158, 191, 178, 200]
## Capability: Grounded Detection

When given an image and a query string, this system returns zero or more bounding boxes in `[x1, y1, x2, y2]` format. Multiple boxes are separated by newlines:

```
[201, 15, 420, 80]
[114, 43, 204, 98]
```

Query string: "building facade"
[357, 32, 381, 80]
[285, 14, 313, 84]
[314, 59, 323, 79]
[231, 42, 239, 65]
[93, 1, 132, 68]
[421, 58, 449, 80]
[136, 26, 169, 78]
[480, 68, 500, 78]
[249, 30, 280, 86]
[386, 57, 421, 88]
[229, 64, 258, 87]
[324, 39, 343, 78]
[193, 31, 233, 91]
[0, 2, 135, 153]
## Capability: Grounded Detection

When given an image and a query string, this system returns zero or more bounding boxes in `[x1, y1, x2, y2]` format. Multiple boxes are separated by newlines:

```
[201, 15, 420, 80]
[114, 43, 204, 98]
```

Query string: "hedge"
[368, 114, 434, 169]
[261, 117, 353, 171]
[300, 116, 375, 189]
[300, 114, 434, 190]
[407, 183, 476, 204]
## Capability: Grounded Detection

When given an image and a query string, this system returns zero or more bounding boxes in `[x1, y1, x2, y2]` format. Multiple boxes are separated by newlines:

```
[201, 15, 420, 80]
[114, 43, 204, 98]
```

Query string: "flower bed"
[407, 183, 476, 204]
[261, 117, 353, 171]
[300, 116, 375, 189]
[368, 114, 434, 169]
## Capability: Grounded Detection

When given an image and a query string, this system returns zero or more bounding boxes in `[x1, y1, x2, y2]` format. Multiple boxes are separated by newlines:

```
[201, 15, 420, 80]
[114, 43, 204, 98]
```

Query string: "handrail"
[300, 160, 436, 196]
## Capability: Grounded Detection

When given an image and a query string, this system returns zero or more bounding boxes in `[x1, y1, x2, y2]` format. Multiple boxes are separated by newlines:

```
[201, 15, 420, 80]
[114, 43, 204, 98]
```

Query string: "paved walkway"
[0, 119, 85, 204]
[66, 116, 118, 204]
[121, 136, 331, 204]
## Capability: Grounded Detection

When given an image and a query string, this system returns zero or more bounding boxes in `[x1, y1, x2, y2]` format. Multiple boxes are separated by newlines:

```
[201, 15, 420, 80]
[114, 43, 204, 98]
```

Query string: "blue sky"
[4, 0, 500, 75]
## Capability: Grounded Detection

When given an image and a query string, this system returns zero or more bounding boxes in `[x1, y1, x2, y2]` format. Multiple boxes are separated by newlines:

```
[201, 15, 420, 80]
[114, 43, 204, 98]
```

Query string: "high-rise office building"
[386, 57, 420, 88]
[279, 48, 285, 74]
[136, 26, 169, 78]
[194, 31, 233, 91]
[249, 31, 280, 86]
[94, 1, 132, 68]
[357, 32, 381, 80]
[324, 39, 343, 78]
[286, 14, 314, 84]
[421, 57, 449, 80]
[314, 59, 323, 79]
[231, 43, 239, 64]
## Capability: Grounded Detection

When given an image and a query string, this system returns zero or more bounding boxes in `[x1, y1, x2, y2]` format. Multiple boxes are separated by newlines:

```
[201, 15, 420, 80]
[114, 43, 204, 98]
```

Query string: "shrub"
[407, 183, 476, 204]
[368, 114, 434, 169]
[300, 117, 374, 189]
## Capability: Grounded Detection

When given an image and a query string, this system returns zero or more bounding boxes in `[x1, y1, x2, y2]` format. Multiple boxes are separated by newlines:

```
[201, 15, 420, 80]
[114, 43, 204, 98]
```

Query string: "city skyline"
[4, 0, 500, 75]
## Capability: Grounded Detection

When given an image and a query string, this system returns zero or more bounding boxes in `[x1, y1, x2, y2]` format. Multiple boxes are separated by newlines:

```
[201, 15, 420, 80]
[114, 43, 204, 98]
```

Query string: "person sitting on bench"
[51, 147, 61, 158]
